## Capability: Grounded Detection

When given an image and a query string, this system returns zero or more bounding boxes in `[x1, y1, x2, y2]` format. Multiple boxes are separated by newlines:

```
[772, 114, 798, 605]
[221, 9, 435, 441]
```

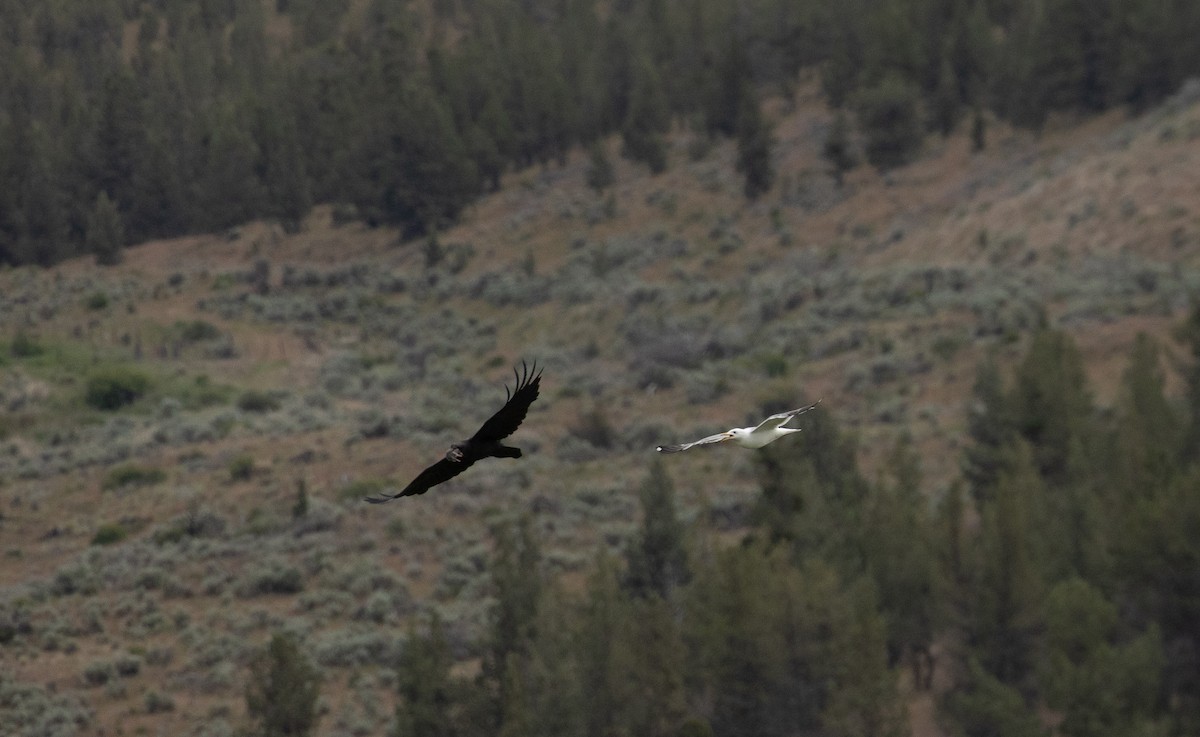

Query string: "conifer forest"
[3, 1, 1200, 736]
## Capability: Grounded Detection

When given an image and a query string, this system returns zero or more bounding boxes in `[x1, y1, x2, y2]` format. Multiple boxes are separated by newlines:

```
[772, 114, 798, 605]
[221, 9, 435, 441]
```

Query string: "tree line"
[248, 306, 1200, 737]
[3, 0, 1200, 267]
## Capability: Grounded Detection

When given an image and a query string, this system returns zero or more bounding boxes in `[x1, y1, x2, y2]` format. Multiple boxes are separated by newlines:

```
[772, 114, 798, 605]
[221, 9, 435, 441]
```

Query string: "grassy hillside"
[3, 81, 1200, 735]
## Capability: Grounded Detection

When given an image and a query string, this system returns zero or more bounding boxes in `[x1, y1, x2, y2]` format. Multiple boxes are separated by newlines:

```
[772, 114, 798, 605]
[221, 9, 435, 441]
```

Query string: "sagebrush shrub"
[102, 464, 166, 490]
[85, 367, 150, 410]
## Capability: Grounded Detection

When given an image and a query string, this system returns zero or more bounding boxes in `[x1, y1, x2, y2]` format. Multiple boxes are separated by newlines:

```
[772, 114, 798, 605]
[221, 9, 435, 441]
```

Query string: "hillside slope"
[2, 83, 1200, 735]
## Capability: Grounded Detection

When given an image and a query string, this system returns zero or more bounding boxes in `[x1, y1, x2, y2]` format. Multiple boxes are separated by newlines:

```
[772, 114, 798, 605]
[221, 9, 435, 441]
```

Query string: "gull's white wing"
[753, 400, 821, 432]
[656, 430, 734, 453]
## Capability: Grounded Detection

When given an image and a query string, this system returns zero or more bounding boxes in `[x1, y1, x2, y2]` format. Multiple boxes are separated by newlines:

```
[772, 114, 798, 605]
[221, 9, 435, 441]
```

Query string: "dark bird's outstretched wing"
[470, 360, 542, 443]
[365, 457, 475, 503]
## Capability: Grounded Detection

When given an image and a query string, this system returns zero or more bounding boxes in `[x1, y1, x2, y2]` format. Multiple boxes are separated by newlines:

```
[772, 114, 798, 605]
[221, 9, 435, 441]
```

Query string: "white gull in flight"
[655, 401, 820, 453]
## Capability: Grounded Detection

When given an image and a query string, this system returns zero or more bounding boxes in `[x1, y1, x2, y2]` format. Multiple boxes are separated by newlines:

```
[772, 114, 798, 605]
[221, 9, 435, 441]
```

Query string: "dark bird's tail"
[364, 490, 401, 504]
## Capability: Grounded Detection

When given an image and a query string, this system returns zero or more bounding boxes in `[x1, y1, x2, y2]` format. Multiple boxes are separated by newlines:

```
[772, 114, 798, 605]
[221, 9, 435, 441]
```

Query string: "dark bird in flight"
[365, 361, 542, 502]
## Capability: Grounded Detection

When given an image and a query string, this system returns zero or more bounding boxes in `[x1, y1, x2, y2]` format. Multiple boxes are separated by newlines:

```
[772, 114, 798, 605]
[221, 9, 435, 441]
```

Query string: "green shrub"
[237, 389, 282, 413]
[568, 408, 616, 449]
[238, 561, 304, 597]
[180, 374, 232, 409]
[174, 319, 221, 343]
[144, 690, 174, 713]
[228, 454, 256, 481]
[154, 505, 227, 544]
[385, 517, 406, 539]
[85, 367, 151, 410]
[102, 463, 166, 490]
[932, 333, 966, 361]
[91, 523, 127, 546]
[85, 292, 109, 310]
[114, 654, 142, 677]
[10, 330, 42, 358]
[292, 480, 310, 520]
[762, 354, 789, 378]
[83, 660, 115, 686]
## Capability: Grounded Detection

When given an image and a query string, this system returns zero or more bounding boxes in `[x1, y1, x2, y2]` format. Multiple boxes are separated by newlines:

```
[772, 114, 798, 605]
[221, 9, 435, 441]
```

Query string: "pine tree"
[864, 435, 937, 689]
[87, 68, 145, 237]
[229, 0, 269, 89]
[504, 16, 575, 166]
[946, 0, 995, 110]
[393, 615, 459, 737]
[577, 555, 624, 737]
[1011, 330, 1095, 485]
[245, 633, 321, 737]
[2, 106, 71, 266]
[970, 105, 987, 152]
[993, 4, 1052, 129]
[684, 542, 810, 737]
[127, 51, 193, 238]
[820, 5, 863, 108]
[497, 656, 531, 737]
[855, 73, 923, 171]
[822, 111, 857, 187]
[934, 480, 972, 651]
[195, 103, 266, 232]
[1177, 301, 1200, 461]
[685, 542, 900, 737]
[1039, 0, 1116, 112]
[965, 444, 1044, 689]
[464, 123, 506, 193]
[962, 355, 1016, 503]
[620, 51, 670, 174]
[930, 54, 961, 136]
[942, 659, 1046, 737]
[523, 585, 585, 737]
[1108, 0, 1185, 111]
[585, 140, 615, 193]
[254, 88, 313, 232]
[1108, 459, 1200, 730]
[1039, 578, 1165, 737]
[482, 517, 542, 734]
[860, 0, 922, 86]
[361, 78, 479, 237]
[86, 191, 125, 266]
[1111, 333, 1182, 494]
[624, 459, 689, 600]
[617, 596, 688, 737]
[735, 93, 774, 200]
[821, 582, 909, 737]
[752, 403, 869, 574]
[706, 35, 751, 138]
